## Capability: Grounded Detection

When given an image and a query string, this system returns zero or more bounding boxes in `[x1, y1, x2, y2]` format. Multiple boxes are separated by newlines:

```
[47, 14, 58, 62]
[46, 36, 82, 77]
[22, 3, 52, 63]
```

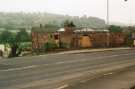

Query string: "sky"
[0, 0, 134, 25]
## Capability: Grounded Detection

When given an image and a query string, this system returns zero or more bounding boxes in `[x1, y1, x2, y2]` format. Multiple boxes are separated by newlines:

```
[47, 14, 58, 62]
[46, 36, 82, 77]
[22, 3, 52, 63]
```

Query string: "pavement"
[45, 47, 131, 55]
[0, 48, 135, 89]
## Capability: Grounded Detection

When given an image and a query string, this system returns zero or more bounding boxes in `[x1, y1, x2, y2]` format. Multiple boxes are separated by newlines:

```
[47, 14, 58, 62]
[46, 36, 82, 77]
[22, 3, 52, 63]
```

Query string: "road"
[0, 49, 135, 89]
[65, 64, 135, 89]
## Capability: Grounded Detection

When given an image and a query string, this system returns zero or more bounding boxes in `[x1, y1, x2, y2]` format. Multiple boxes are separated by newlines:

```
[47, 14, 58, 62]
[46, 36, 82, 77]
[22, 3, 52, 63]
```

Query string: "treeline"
[0, 12, 106, 29]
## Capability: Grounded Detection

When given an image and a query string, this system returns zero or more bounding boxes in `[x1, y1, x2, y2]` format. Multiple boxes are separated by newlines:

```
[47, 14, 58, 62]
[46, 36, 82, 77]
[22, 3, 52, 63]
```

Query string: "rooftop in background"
[31, 24, 60, 33]
[32, 24, 109, 33]
[74, 28, 109, 33]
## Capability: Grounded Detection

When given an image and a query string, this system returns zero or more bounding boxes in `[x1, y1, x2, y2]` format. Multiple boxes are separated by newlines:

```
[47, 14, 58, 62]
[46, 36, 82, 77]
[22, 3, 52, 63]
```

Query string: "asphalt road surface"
[0, 49, 135, 89]
[65, 64, 135, 89]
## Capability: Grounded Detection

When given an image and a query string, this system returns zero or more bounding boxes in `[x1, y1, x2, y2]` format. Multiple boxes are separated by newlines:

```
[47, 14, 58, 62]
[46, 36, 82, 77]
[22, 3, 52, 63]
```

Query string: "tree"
[0, 30, 13, 44]
[16, 28, 30, 42]
[63, 20, 76, 28]
[108, 25, 123, 33]
[0, 29, 31, 57]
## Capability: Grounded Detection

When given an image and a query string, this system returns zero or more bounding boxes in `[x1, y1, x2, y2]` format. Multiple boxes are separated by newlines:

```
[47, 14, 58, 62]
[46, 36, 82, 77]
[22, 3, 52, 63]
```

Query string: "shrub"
[44, 42, 57, 51]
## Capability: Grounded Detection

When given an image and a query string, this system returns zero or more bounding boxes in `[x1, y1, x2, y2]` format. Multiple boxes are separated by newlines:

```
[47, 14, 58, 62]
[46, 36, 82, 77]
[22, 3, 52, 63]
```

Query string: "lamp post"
[106, 0, 109, 25]
[106, 0, 128, 47]
[106, 0, 128, 25]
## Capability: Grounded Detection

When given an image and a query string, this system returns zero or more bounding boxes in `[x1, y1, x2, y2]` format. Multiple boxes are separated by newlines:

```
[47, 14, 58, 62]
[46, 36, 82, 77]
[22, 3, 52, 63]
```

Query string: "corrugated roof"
[57, 28, 65, 32]
[74, 28, 109, 33]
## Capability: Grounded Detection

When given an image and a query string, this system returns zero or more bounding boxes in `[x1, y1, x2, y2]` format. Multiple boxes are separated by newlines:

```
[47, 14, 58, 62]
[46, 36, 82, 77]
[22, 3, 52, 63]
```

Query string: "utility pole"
[106, 0, 128, 47]
[106, 0, 110, 47]
[106, 0, 128, 25]
[107, 0, 109, 25]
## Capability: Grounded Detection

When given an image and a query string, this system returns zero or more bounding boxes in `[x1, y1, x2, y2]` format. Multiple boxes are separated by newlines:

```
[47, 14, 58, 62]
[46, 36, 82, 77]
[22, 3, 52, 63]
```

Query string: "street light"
[106, 0, 109, 25]
[106, 0, 128, 26]
[106, 0, 128, 47]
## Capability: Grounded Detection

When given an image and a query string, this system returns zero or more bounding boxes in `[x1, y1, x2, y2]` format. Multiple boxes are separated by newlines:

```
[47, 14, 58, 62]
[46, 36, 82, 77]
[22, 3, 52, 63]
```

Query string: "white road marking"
[80, 79, 91, 83]
[0, 52, 135, 72]
[1, 65, 38, 72]
[103, 72, 113, 76]
[43, 64, 49, 66]
[55, 62, 65, 64]
[56, 84, 69, 89]
[80, 76, 96, 83]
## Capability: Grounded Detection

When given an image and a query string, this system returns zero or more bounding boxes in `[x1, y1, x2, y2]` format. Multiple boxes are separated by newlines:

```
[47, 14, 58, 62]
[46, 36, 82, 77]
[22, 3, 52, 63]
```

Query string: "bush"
[44, 42, 57, 51]
[109, 25, 122, 33]
[20, 42, 32, 51]
[60, 42, 70, 49]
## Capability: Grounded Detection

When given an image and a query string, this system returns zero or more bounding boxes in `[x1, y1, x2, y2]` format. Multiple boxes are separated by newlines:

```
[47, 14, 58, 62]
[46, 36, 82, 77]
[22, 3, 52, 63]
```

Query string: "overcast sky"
[0, 0, 134, 24]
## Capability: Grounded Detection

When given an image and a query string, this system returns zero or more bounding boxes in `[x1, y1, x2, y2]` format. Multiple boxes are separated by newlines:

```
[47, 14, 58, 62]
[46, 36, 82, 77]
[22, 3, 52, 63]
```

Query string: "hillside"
[0, 12, 106, 29]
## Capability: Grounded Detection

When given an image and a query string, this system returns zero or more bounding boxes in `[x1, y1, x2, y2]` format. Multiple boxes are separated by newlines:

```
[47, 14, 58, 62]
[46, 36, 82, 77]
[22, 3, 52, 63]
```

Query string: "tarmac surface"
[65, 66, 135, 89]
[0, 48, 135, 89]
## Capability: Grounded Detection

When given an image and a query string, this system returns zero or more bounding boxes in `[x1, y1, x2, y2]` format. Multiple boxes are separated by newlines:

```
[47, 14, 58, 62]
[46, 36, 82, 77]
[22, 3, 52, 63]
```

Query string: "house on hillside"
[31, 24, 60, 51]
[31, 23, 77, 51]
[109, 32, 125, 47]
[31, 25, 126, 52]
[57, 27, 75, 48]
[73, 28, 125, 48]
[58, 27, 110, 48]
[73, 28, 110, 48]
